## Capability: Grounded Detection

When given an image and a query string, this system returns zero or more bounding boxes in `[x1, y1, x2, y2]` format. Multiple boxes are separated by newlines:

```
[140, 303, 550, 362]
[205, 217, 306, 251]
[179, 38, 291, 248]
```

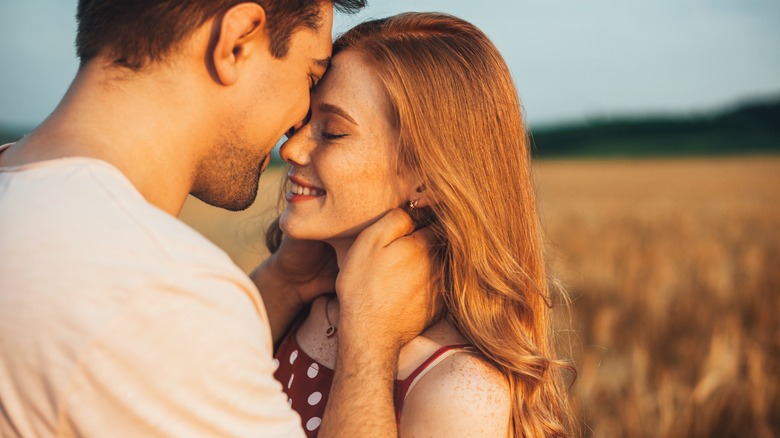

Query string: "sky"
[1, 0, 779, 129]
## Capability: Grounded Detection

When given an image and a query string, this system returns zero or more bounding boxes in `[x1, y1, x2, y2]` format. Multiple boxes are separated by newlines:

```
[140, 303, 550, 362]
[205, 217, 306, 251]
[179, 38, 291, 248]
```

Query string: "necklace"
[325, 295, 337, 338]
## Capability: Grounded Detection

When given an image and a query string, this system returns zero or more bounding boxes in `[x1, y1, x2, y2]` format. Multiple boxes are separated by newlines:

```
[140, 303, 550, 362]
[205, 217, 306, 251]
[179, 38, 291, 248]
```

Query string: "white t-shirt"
[0, 145, 303, 437]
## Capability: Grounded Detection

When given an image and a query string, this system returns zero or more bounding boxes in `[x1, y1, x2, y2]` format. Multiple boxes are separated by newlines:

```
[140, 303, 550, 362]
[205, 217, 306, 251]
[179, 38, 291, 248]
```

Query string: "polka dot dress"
[274, 332, 333, 437]
[274, 325, 474, 436]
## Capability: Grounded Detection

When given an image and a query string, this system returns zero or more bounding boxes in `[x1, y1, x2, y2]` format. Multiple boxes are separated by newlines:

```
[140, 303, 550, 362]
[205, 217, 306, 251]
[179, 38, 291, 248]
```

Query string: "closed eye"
[318, 128, 348, 141]
[309, 73, 322, 90]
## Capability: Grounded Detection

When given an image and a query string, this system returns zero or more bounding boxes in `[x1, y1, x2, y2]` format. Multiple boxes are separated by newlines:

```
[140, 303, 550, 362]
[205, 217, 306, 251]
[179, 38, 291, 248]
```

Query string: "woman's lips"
[290, 181, 325, 197]
[287, 175, 325, 202]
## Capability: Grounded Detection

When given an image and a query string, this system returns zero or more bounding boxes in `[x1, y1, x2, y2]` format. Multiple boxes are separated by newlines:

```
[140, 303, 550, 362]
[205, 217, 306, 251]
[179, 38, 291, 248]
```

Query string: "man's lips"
[260, 154, 271, 171]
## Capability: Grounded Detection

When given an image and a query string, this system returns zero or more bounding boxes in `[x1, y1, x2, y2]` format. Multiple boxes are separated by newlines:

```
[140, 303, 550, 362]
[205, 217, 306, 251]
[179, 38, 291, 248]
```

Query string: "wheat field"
[180, 156, 780, 437]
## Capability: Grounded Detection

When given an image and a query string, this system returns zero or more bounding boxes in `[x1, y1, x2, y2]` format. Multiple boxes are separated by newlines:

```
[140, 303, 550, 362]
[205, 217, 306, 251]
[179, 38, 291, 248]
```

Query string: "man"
[0, 1, 432, 436]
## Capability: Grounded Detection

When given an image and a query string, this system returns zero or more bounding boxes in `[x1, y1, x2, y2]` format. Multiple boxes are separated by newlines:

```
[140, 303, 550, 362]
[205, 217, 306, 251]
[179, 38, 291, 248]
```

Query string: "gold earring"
[408, 198, 419, 212]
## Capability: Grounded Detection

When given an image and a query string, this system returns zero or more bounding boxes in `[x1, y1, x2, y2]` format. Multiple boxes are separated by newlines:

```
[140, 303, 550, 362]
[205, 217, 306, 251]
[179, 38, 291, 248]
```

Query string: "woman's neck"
[328, 238, 355, 270]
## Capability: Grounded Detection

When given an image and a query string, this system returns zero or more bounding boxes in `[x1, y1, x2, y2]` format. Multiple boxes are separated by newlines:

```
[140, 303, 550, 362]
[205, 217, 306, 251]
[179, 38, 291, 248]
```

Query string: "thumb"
[356, 208, 416, 248]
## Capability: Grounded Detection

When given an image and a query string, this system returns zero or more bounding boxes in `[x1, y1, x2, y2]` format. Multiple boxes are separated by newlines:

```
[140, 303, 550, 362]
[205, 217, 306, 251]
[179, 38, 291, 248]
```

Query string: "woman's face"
[279, 50, 414, 245]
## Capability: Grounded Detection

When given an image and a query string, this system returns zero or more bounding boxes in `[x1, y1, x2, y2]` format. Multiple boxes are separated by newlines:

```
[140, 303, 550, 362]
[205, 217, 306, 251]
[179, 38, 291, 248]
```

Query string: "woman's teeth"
[291, 182, 324, 196]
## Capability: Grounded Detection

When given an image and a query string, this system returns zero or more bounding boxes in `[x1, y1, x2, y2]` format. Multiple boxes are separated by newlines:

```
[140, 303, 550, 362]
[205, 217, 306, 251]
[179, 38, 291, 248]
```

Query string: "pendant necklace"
[325, 296, 337, 338]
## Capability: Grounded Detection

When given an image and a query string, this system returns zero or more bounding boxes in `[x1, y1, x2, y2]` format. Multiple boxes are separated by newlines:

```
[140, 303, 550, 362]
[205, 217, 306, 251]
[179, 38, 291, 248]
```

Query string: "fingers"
[272, 236, 338, 295]
[358, 208, 415, 248]
[335, 209, 436, 352]
[408, 225, 435, 247]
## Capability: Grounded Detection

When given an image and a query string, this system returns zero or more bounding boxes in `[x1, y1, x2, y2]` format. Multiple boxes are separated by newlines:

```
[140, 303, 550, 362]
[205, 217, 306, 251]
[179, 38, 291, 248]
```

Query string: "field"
[536, 157, 779, 437]
[180, 157, 780, 437]
[180, 169, 285, 272]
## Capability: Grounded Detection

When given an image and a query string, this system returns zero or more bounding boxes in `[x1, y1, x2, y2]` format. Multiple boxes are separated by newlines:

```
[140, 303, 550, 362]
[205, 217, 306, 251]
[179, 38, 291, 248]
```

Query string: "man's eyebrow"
[313, 57, 331, 71]
[319, 103, 358, 126]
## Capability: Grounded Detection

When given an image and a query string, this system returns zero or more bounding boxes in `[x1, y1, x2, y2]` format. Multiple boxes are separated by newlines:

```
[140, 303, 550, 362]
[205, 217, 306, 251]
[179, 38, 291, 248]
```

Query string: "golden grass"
[180, 157, 780, 437]
[536, 157, 780, 437]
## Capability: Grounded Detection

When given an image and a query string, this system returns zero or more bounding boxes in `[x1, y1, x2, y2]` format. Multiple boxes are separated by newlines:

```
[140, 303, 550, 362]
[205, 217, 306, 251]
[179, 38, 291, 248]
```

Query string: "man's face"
[193, 3, 334, 211]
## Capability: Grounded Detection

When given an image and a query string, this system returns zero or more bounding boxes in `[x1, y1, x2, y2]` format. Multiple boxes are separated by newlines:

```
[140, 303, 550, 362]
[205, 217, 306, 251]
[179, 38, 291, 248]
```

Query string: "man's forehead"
[299, 3, 333, 62]
[315, 2, 334, 55]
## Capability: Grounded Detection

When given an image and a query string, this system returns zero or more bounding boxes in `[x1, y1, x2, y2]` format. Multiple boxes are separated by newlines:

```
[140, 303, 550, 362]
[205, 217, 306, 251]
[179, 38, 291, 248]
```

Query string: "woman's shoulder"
[398, 322, 511, 437]
[407, 348, 510, 407]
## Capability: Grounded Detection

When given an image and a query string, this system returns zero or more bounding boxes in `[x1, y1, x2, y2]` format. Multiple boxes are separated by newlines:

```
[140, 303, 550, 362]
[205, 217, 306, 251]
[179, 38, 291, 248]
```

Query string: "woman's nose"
[285, 107, 312, 140]
[279, 125, 312, 166]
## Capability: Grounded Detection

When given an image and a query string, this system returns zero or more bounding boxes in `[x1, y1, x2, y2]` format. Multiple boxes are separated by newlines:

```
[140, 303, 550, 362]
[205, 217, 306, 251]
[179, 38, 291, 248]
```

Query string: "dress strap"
[394, 344, 478, 422]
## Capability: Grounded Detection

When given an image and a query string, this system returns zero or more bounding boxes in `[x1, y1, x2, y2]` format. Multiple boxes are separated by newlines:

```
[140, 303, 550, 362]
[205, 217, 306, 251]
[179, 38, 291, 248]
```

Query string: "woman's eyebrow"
[318, 102, 358, 126]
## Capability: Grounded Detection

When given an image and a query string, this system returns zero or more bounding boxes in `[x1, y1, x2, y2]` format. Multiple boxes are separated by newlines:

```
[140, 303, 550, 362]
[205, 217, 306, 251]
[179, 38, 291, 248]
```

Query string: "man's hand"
[319, 208, 435, 437]
[270, 236, 339, 303]
[250, 236, 338, 344]
[336, 208, 436, 354]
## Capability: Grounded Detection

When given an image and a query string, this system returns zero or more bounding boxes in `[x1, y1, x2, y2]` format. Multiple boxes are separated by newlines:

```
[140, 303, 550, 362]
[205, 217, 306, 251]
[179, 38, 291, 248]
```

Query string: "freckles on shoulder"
[399, 352, 512, 437]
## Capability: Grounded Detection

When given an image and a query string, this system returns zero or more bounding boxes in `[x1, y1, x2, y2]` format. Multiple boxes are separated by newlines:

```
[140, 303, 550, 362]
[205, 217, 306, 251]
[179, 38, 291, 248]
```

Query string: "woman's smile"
[287, 175, 326, 202]
[278, 50, 412, 246]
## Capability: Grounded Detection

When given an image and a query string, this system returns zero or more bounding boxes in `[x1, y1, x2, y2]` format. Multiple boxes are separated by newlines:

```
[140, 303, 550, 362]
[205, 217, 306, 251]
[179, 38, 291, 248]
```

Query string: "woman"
[269, 12, 574, 437]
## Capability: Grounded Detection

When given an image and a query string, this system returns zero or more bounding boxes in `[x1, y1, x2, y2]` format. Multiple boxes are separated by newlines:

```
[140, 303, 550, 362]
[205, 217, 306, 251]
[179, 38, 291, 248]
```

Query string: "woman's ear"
[212, 3, 267, 85]
[409, 183, 435, 208]
[406, 183, 437, 228]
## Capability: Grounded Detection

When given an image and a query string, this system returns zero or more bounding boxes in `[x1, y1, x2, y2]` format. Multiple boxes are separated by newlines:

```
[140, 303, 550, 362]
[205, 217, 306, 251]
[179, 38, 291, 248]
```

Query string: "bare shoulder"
[398, 350, 511, 437]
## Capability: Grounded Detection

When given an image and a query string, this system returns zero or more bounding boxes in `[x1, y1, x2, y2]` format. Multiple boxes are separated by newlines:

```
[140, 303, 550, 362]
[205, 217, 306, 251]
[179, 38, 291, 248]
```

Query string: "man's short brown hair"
[76, 0, 366, 70]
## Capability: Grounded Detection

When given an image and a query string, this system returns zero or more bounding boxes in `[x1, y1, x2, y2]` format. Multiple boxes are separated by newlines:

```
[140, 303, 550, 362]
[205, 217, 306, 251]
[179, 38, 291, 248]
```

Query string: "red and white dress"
[274, 327, 475, 437]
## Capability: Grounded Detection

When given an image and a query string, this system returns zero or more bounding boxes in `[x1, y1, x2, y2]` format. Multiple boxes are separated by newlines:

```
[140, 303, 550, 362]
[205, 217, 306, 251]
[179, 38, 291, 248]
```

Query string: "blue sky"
[1, 0, 779, 128]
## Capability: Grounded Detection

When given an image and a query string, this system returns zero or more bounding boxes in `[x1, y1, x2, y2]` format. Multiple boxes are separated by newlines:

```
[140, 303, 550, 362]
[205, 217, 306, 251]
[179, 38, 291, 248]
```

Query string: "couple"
[0, 1, 572, 437]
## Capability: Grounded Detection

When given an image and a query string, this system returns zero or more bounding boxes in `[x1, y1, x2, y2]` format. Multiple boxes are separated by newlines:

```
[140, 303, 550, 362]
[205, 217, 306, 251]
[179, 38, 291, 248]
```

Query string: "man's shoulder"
[0, 158, 280, 438]
[1, 157, 240, 275]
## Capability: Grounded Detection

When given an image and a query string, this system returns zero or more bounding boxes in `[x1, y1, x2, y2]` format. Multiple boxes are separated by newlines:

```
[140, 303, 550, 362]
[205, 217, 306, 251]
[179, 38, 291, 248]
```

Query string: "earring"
[408, 198, 419, 212]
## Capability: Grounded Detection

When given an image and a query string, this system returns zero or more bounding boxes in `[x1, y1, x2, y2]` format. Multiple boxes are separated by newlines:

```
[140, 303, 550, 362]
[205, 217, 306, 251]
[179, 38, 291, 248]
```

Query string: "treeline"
[3, 97, 779, 158]
[530, 97, 780, 158]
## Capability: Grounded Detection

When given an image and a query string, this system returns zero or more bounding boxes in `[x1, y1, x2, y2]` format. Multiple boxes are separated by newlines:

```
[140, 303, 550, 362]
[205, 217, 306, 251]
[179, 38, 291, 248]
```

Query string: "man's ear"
[212, 3, 268, 85]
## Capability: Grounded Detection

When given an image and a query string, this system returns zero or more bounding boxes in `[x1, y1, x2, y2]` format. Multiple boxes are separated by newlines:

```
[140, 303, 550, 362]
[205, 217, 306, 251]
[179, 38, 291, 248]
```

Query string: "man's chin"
[191, 184, 258, 212]
[190, 152, 267, 211]
[219, 199, 255, 212]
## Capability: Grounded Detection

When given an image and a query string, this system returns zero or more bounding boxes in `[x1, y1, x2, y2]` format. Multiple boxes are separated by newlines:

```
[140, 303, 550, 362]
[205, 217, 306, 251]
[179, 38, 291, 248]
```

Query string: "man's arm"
[61, 272, 305, 437]
[319, 209, 435, 437]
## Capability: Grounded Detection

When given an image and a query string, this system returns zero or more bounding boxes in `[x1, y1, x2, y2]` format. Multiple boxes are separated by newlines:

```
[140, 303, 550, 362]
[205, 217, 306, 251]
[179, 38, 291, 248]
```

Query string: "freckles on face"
[280, 50, 412, 242]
